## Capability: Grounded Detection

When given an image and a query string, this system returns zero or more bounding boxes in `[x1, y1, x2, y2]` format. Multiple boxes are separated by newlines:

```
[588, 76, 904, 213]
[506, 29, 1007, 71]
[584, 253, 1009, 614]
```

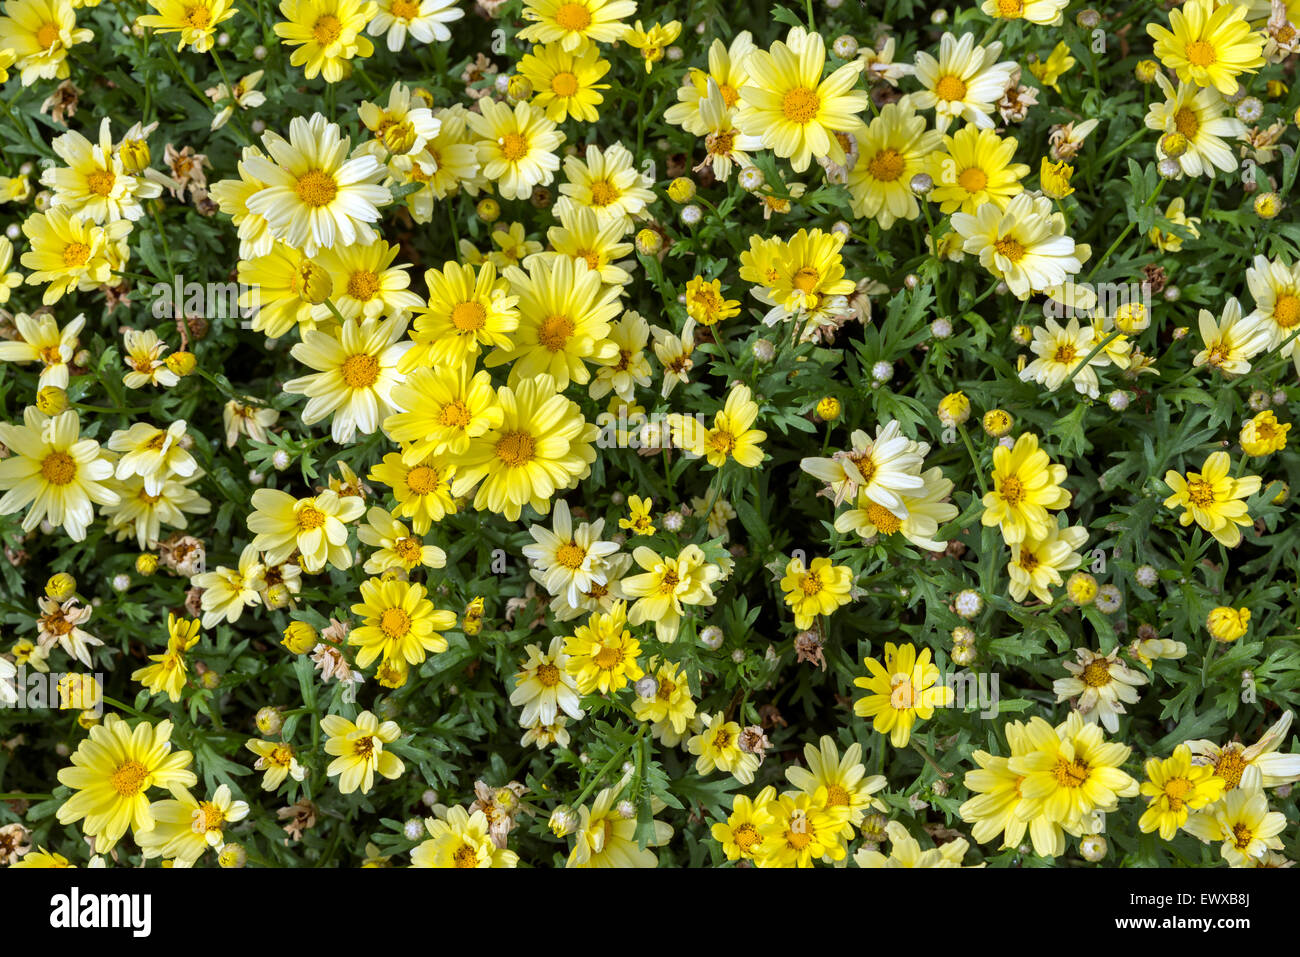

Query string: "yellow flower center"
[538, 313, 575, 352]
[495, 430, 536, 466]
[994, 236, 1026, 263]
[341, 353, 380, 388]
[535, 663, 561, 687]
[196, 801, 224, 832]
[593, 644, 624, 669]
[389, 0, 419, 19]
[658, 570, 680, 594]
[554, 1, 592, 31]
[452, 843, 479, 867]
[110, 759, 150, 797]
[998, 474, 1026, 506]
[312, 13, 342, 44]
[450, 300, 487, 331]
[957, 166, 988, 193]
[1017, 548, 1040, 573]
[707, 129, 736, 156]
[576, 248, 602, 271]
[1214, 748, 1247, 790]
[555, 540, 587, 569]
[890, 674, 916, 710]
[713, 727, 733, 750]
[800, 569, 823, 596]
[35, 21, 60, 49]
[1186, 478, 1215, 508]
[62, 242, 91, 268]
[294, 168, 339, 207]
[588, 179, 618, 206]
[1231, 823, 1254, 850]
[406, 465, 440, 494]
[1162, 776, 1193, 812]
[379, 607, 412, 638]
[183, 4, 213, 28]
[935, 74, 967, 101]
[867, 148, 905, 182]
[500, 132, 529, 162]
[657, 675, 676, 700]
[780, 86, 821, 124]
[996, 0, 1023, 16]
[1081, 660, 1112, 687]
[1173, 106, 1200, 140]
[866, 503, 902, 535]
[1053, 343, 1078, 365]
[270, 744, 294, 766]
[1053, 756, 1090, 788]
[438, 399, 473, 428]
[297, 504, 326, 530]
[825, 784, 850, 807]
[717, 82, 739, 108]
[353, 734, 375, 759]
[785, 828, 813, 850]
[394, 536, 422, 562]
[733, 822, 760, 851]
[792, 265, 821, 293]
[86, 168, 116, 196]
[551, 71, 579, 96]
[1185, 39, 1217, 68]
[346, 270, 379, 301]
[40, 451, 77, 486]
[1273, 293, 1300, 328]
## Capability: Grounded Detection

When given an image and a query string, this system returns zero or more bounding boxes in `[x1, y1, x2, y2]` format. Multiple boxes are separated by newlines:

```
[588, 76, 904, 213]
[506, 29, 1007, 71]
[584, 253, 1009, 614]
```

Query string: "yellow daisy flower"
[0, 0, 93, 86]
[55, 714, 197, 853]
[1138, 744, 1225, 841]
[322, 710, 404, 794]
[467, 98, 564, 201]
[1148, 0, 1265, 96]
[849, 99, 943, 228]
[136, 0, 237, 52]
[981, 432, 1071, 545]
[247, 487, 367, 572]
[516, 0, 635, 53]
[349, 577, 457, 668]
[735, 26, 869, 173]
[928, 124, 1028, 215]
[1163, 450, 1261, 547]
[0, 407, 118, 541]
[243, 113, 390, 254]
[520, 40, 610, 123]
[562, 600, 643, 694]
[368, 448, 458, 533]
[853, 641, 953, 748]
[779, 556, 853, 629]
[273, 0, 377, 83]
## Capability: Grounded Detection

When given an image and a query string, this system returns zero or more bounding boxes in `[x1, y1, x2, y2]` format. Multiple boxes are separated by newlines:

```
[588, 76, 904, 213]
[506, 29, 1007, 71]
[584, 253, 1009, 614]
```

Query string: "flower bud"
[476, 197, 500, 222]
[165, 351, 196, 377]
[36, 386, 69, 415]
[282, 620, 318, 654]
[119, 138, 151, 175]
[46, 572, 76, 601]
[816, 396, 842, 421]
[1206, 606, 1250, 643]
[136, 553, 159, 576]
[255, 706, 285, 736]
[634, 227, 662, 256]
[298, 260, 333, 305]
[667, 177, 696, 203]
[982, 409, 1013, 437]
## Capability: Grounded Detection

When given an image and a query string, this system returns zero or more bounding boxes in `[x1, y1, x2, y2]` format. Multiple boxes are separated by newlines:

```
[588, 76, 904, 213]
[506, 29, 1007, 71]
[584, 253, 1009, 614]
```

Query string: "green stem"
[1067, 329, 1120, 383]
[0, 792, 52, 801]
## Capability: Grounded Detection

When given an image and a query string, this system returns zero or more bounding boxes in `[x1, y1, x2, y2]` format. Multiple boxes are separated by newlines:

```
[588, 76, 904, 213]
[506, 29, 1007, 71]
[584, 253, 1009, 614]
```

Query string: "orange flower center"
[40, 451, 77, 486]
[780, 87, 821, 124]
[294, 168, 339, 207]
[110, 759, 150, 796]
[495, 430, 536, 466]
[341, 353, 380, 388]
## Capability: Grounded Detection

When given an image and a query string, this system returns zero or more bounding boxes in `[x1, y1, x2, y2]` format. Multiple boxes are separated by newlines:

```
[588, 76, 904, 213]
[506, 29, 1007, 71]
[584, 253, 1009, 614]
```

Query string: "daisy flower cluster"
[1, 0, 1299, 873]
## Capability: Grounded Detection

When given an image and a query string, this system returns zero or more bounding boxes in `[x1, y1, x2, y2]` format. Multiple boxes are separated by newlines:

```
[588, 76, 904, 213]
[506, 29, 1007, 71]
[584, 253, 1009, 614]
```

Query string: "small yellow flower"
[779, 556, 853, 629]
[1039, 158, 1075, 199]
[1240, 411, 1290, 457]
[1207, 606, 1250, 643]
